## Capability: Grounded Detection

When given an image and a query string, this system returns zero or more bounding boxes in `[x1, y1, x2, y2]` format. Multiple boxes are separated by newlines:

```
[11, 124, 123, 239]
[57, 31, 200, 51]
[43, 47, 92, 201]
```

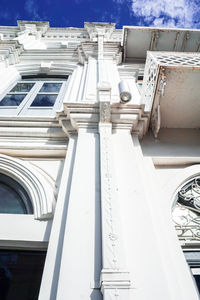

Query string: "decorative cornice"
[0, 117, 67, 158]
[0, 39, 23, 67]
[16, 61, 77, 76]
[57, 102, 149, 138]
[17, 21, 49, 36]
[84, 22, 115, 42]
[77, 41, 122, 64]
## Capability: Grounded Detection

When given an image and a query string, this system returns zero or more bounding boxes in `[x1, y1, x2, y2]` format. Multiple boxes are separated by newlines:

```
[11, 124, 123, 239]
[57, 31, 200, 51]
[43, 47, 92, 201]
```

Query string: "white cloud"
[131, 0, 200, 28]
[113, 0, 126, 3]
[25, 0, 40, 20]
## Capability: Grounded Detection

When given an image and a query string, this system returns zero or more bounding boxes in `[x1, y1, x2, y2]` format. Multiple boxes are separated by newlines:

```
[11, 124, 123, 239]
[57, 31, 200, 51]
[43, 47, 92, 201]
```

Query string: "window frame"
[0, 75, 68, 116]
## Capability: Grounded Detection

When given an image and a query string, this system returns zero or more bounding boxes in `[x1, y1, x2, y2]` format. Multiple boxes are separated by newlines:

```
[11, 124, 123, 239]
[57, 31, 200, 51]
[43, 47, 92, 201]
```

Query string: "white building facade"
[0, 21, 200, 300]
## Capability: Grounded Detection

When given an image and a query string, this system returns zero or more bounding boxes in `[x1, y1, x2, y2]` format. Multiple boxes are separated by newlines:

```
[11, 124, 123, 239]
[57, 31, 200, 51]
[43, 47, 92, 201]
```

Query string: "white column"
[56, 128, 102, 300]
[38, 136, 77, 300]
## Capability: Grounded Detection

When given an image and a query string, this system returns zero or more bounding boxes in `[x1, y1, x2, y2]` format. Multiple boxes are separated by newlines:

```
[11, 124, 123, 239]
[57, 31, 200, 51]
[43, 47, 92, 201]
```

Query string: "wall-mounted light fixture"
[119, 80, 132, 102]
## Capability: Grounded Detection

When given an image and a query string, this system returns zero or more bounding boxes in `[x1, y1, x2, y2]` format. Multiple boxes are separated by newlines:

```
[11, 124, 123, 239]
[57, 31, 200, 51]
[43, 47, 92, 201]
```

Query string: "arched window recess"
[170, 166, 200, 294]
[0, 154, 56, 220]
[172, 176, 200, 242]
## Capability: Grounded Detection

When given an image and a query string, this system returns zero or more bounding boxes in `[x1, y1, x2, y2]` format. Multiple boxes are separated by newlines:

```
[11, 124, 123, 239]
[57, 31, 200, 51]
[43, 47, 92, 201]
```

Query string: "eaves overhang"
[122, 26, 200, 62]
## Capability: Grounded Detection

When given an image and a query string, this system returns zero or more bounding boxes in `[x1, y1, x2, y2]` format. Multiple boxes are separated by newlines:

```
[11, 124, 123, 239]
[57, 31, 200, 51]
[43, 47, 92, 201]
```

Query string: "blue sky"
[0, 0, 200, 29]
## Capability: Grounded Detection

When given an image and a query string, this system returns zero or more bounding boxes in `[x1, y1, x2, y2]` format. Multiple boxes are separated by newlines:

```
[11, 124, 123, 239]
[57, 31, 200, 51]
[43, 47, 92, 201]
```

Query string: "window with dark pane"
[0, 83, 34, 107]
[10, 83, 34, 93]
[30, 82, 62, 107]
[39, 83, 62, 93]
[192, 271, 200, 293]
[0, 95, 26, 106]
[30, 95, 58, 107]
[184, 251, 200, 295]
[0, 76, 68, 114]
[0, 174, 33, 214]
[0, 250, 46, 300]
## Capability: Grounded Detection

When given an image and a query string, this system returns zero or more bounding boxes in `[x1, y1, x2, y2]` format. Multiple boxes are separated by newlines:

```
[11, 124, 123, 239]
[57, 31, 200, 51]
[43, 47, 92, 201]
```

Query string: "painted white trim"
[0, 154, 56, 219]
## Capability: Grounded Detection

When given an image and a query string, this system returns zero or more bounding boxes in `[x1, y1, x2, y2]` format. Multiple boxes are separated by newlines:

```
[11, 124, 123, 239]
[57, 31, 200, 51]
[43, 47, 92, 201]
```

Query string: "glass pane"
[0, 250, 46, 300]
[0, 95, 26, 106]
[193, 274, 200, 294]
[39, 83, 62, 93]
[0, 182, 27, 214]
[10, 83, 34, 93]
[30, 94, 58, 107]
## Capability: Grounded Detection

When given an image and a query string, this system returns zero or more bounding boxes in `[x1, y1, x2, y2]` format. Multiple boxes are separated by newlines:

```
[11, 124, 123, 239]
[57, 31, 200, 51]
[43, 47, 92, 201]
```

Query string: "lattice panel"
[141, 53, 159, 111]
[141, 51, 200, 111]
[155, 53, 200, 67]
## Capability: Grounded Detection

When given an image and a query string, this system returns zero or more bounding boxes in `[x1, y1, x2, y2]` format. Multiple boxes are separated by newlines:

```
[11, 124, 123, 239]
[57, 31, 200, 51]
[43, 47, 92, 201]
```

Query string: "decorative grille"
[141, 51, 200, 112]
[172, 177, 200, 241]
[141, 52, 159, 112]
[155, 53, 200, 67]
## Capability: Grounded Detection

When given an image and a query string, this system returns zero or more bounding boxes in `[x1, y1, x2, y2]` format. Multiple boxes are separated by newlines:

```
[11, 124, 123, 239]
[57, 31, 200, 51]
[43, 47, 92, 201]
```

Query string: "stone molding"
[57, 102, 149, 138]
[0, 154, 56, 219]
[77, 41, 122, 65]
[85, 22, 115, 42]
[0, 40, 23, 68]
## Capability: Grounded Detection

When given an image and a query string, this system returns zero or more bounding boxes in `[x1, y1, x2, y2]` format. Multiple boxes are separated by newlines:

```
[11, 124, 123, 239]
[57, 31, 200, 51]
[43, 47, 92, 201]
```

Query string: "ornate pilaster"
[98, 91, 131, 298]
[99, 121, 131, 298]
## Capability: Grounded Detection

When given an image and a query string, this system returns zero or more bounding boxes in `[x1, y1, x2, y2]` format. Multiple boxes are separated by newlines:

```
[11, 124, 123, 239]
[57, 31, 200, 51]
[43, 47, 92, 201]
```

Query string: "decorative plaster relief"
[85, 22, 115, 42]
[99, 124, 120, 269]
[100, 102, 111, 123]
[99, 123, 131, 297]
[173, 176, 200, 242]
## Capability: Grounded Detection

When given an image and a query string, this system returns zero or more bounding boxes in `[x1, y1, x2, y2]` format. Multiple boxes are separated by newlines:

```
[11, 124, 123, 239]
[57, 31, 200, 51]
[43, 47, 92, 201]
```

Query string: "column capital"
[84, 22, 115, 42]
[57, 102, 149, 138]
[77, 41, 122, 65]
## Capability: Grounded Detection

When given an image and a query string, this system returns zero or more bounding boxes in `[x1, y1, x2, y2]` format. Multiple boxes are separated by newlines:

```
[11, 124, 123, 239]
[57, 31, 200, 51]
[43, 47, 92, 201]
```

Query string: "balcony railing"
[141, 51, 200, 137]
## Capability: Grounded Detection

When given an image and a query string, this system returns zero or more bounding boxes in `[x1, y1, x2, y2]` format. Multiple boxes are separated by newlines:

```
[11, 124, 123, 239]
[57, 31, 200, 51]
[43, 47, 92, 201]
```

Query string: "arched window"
[0, 174, 33, 214]
[0, 154, 55, 220]
[172, 175, 200, 294]
[172, 176, 200, 242]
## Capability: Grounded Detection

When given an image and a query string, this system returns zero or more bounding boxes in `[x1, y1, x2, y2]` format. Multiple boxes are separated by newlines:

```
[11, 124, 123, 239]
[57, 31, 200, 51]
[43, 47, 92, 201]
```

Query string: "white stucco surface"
[0, 21, 200, 300]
